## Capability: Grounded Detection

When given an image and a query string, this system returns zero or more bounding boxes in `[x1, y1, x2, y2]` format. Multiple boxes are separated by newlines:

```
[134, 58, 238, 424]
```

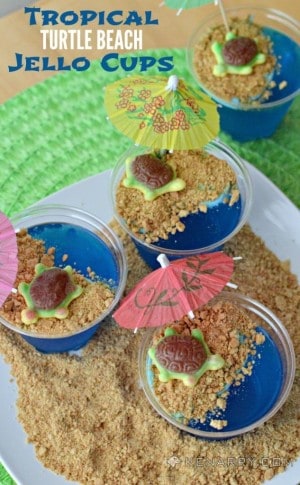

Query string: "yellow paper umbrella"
[104, 75, 219, 151]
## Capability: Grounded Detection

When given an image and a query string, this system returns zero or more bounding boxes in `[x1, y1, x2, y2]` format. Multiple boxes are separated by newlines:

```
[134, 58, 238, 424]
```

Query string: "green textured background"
[1, 48, 300, 219]
[0, 48, 299, 484]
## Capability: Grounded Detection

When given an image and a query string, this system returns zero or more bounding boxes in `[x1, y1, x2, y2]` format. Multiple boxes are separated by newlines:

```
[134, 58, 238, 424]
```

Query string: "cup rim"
[138, 291, 296, 439]
[111, 139, 253, 257]
[187, 5, 300, 110]
[0, 204, 128, 340]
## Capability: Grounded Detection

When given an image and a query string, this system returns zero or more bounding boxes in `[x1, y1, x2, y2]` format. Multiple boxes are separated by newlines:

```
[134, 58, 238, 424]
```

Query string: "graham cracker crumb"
[279, 80, 287, 90]
[255, 332, 266, 345]
[210, 419, 228, 430]
[0, 223, 299, 484]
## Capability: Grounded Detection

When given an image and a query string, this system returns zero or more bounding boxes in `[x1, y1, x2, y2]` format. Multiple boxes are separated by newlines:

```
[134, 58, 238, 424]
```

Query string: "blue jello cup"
[0, 205, 127, 353]
[111, 140, 252, 269]
[187, 7, 300, 142]
[138, 292, 296, 440]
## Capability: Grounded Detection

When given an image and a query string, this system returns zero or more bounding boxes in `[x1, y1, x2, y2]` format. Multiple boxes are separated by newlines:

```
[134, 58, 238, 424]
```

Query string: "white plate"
[0, 164, 299, 485]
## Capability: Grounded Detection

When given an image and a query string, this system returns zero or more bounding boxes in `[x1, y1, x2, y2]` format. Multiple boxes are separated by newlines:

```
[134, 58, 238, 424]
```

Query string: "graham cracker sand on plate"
[0, 224, 299, 485]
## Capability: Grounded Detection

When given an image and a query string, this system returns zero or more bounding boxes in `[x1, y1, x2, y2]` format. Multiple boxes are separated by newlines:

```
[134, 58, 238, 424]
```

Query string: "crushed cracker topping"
[0, 223, 298, 484]
[151, 300, 264, 424]
[193, 17, 277, 104]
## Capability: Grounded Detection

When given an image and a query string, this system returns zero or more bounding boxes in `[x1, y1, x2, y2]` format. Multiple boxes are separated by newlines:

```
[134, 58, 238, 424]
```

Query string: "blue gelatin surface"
[28, 222, 119, 285]
[133, 195, 242, 268]
[189, 326, 283, 433]
[155, 196, 241, 251]
[262, 27, 300, 101]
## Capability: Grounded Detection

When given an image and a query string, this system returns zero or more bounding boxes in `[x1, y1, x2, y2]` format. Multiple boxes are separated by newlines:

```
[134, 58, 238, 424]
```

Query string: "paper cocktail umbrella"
[0, 212, 18, 306]
[104, 74, 219, 151]
[113, 252, 235, 330]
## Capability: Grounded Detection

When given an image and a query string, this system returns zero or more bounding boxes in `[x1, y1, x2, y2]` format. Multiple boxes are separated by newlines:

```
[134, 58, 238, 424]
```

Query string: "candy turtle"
[148, 327, 225, 387]
[223, 36, 258, 66]
[18, 263, 83, 325]
[211, 31, 266, 77]
[123, 153, 185, 201]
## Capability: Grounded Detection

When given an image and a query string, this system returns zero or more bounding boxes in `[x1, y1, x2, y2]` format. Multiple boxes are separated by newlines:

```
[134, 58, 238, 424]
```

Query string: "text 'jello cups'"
[111, 140, 253, 269]
[187, 7, 300, 142]
[0, 204, 127, 353]
[138, 292, 295, 440]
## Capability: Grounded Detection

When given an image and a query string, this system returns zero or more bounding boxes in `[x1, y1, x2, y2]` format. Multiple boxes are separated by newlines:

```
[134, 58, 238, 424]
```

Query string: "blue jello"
[13, 220, 124, 354]
[188, 327, 283, 435]
[217, 28, 300, 141]
[146, 326, 283, 438]
[189, 6, 300, 142]
[133, 192, 242, 269]
[28, 222, 119, 284]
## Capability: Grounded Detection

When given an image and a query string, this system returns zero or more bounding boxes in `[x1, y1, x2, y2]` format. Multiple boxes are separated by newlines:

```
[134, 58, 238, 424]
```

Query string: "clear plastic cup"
[111, 139, 253, 269]
[187, 7, 300, 142]
[0, 204, 127, 353]
[138, 292, 296, 440]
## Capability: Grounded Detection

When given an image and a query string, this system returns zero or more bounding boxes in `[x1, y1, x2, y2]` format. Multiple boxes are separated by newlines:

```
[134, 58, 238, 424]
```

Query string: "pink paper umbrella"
[113, 252, 234, 330]
[0, 212, 18, 306]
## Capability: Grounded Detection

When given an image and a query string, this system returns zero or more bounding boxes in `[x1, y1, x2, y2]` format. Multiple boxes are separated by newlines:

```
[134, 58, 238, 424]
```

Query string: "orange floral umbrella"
[104, 75, 219, 151]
